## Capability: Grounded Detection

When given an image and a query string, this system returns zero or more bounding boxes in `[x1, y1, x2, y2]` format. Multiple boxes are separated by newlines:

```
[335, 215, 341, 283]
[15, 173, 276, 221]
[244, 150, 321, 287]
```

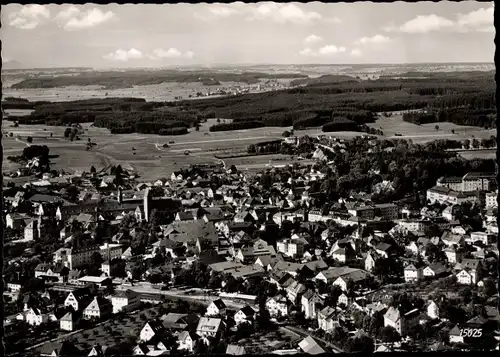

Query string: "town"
[3, 133, 499, 356]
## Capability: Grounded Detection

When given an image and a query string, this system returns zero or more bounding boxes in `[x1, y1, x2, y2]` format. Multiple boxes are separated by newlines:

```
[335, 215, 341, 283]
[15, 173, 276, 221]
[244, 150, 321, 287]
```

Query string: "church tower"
[143, 188, 151, 222]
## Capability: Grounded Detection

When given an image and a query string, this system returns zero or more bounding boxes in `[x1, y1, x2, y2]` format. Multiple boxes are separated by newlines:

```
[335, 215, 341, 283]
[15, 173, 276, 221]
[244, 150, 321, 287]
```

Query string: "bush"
[322, 117, 359, 132]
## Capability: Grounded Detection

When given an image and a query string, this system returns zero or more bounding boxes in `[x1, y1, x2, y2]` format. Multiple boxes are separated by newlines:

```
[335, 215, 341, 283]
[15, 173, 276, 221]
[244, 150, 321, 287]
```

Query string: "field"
[368, 111, 496, 141]
[3, 81, 256, 103]
[3, 110, 494, 182]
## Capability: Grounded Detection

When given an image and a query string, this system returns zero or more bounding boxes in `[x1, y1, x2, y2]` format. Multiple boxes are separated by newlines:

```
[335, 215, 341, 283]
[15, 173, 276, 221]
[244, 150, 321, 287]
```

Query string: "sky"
[1, 2, 495, 68]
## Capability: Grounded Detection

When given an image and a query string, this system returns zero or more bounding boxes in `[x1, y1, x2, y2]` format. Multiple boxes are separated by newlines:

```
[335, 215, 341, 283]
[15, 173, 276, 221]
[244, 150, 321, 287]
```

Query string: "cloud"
[8, 5, 50, 30]
[62, 8, 115, 30]
[149, 48, 194, 60]
[400, 14, 454, 34]
[384, 6, 493, 34]
[456, 6, 494, 32]
[194, 3, 324, 25]
[319, 45, 346, 55]
[249, 3, 321, 24]
[299, 45, 346, 57]
[103, 48, 143, 62]
[55, 6, 80, 21]
[355, 34, 391, 45]
[304, 34, 323, 44]
[351, 48, 362, 57]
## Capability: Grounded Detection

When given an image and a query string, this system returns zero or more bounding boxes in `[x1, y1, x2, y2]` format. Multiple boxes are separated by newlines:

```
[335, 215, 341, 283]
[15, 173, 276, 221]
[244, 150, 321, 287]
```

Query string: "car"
[395, 133, 403, 136]
[169, 140, 175, 144]
[184, 150, 190, 155]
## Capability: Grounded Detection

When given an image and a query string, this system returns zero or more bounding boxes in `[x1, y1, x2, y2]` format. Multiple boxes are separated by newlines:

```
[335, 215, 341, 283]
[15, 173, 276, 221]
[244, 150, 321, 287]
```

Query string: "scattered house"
[140, 320, 167, 342]
[301, 290, 323, 319]
[226, 344, 247, 356]
[233, 305, 257, 326]
[298, 336, 328, 355]
[404, 264, 423, 283]
[206, 299, 226, 317]
[383, 306, 420, 336]
[177, 331, 199, 352]
[265, 295, 289, 317]
[426, 301, 440, 320]
[40, 341, 81, 357]
[317, 306, 336, 333]
[64, 287, 92, 312]
[196, 317, 224, 343]
[83, 296, 112, 321]
[60, 312, 78, 332]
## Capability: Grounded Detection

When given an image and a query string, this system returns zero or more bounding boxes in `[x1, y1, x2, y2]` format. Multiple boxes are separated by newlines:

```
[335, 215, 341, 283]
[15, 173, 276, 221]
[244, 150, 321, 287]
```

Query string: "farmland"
[3, 108, 494, 182]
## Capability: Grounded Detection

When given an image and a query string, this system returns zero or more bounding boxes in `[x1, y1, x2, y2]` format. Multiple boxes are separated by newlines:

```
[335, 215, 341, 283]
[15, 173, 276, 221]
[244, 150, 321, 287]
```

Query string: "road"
[116, 284, 246, 310]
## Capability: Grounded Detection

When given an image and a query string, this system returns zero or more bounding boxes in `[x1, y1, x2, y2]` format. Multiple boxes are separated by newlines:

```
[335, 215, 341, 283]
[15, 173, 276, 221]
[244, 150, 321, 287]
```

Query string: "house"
[285, 280, 307, 304]
[338, 293, 349, 307]
[64, 287, 92, 311]
[5, 213, 26, 230]
[469, 231, 494, 245]
[88, 344, 107, 356]
[317, 306, 336, 333]
[276, 238, 306, 258]
[455, 259, 481, 285]
[26, 307, 49, 326]
[444, 246, 464, 264]
[383, 307, 420, 336]
[265, 295, 289, 317]
[365, 252, 376, 272]
[177, 331, 199, 352]
[301, 290, 323, 319]
[404, 264, 423, 283]
[206, 299, 226, 317]
[449, 325, 464, 344]
[60, 311, 78, 332]
[140, 320, 167, 342]
[226, 344, 246, 356]
[161, 313, 199, 331]
[233, 305, 257, 326]
[423, 263, 448, 279]
[24, 219, 39, 241]
[196, 317, 224, 343]
[298, 336, 328, 355]
[83, 296, 112, 321]
[111, 289, 141, 314]
[441, 231, 465, 247]
[40, 341, 81, 357]
[427, 301, 440, 320]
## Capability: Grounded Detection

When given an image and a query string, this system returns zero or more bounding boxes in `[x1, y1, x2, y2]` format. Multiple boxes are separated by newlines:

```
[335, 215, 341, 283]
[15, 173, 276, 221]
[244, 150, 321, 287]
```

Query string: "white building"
[111, 289, 141, 314]
[485, 190, 498, 209]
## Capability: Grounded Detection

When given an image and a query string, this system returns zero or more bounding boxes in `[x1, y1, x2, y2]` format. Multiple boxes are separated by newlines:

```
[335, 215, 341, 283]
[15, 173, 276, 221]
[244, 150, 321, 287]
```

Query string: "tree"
[50, 133, 53, 137]
[216, 118, 221, 123]
[247, 144, 256, 154]
[27, 136, 33, 143]
[344, 335, 374, 354]
[482, 279, 498, 298]
[451, 129, 455, 134]
[379, 326, 401, 344]
[91, 252, 104, 266]
[282, 130, 291, 137]
[90, 166, 97, 174]
[434, 125, 439, 131]
[64, 127, 72, 138]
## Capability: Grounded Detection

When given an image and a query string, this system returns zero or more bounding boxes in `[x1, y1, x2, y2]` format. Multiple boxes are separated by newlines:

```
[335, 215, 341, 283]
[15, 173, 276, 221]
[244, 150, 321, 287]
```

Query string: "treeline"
[209, 120, 265, 132]
[8, 98, 200, 135]
[11, 69, 308, 89]
[2, 97, 35, 109]
[403, 108, 496, 128]
[322, 117, 359, 132]
[178, 72, 494, 131]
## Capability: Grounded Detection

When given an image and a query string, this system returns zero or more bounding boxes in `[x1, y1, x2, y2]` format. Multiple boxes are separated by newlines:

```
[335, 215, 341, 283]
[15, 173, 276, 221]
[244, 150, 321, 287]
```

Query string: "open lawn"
[3, 111, 493, 181]
[368, 112, 496, 143]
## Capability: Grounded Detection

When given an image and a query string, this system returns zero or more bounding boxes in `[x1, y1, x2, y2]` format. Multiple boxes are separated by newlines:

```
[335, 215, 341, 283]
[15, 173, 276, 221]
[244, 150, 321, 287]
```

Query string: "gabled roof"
[298, 336, 327, 355]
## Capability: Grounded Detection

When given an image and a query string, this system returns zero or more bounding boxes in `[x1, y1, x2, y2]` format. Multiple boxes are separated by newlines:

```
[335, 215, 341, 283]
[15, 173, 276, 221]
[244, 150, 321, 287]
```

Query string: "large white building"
[437, 173, 496, 192]
[426, 186, 470, 205]
[485, 190, 498, 209]
[53, 243, 122, 270]
[276, 238, 305, 258]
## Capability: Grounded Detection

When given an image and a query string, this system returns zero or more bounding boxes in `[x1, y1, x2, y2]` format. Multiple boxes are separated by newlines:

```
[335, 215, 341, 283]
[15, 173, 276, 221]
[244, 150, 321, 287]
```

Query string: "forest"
[4, 71, 495, 135]
[9, 69, 307, 89]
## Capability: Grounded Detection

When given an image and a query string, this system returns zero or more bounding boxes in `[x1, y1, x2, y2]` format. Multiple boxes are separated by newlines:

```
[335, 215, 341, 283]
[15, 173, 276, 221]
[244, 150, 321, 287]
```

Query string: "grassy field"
[3, 110, 494, 181]
[369, 112, 496, 141]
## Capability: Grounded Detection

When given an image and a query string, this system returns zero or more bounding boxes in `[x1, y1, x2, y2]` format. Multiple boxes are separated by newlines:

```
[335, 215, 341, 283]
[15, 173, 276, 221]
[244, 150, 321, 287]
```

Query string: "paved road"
[116, 285, 246, 310]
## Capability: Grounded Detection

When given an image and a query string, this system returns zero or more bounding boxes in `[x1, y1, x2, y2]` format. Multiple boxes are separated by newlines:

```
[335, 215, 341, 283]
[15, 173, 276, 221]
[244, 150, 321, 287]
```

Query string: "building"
[140, 320, 167, 342]
[83, 296, 112, 321]
[276, 238, 306, 258]
[265, 295, 289, 317]
[196, 317, 224, 342]
[64, 288, 92, 312]
[437, 176, 464, 191]
[60, 312, 77, 332]
[25, 307, 49, 326]
[233, 305, 257, 326]
[177, 331, 198, 352]
[53, 243, 122, 270]
[383, 307, 419, 336]
[404, 264, 423, 283]
[462, 172, 495, 192]
[301, 290, 323, 319]
[24, 219, 39, 241]
[206, 299, 226, 317]
[426, 186, 469, 205]
[485, 190, 498, 209]
[111, 289, 141, 314]
[469, 231, 494, 245]
[317, 306, 336, 333]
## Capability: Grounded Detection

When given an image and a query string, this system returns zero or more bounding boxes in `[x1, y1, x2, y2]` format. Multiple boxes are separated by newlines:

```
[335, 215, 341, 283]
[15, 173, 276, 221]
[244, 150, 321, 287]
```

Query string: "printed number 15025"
[460, 328, 482, 338]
